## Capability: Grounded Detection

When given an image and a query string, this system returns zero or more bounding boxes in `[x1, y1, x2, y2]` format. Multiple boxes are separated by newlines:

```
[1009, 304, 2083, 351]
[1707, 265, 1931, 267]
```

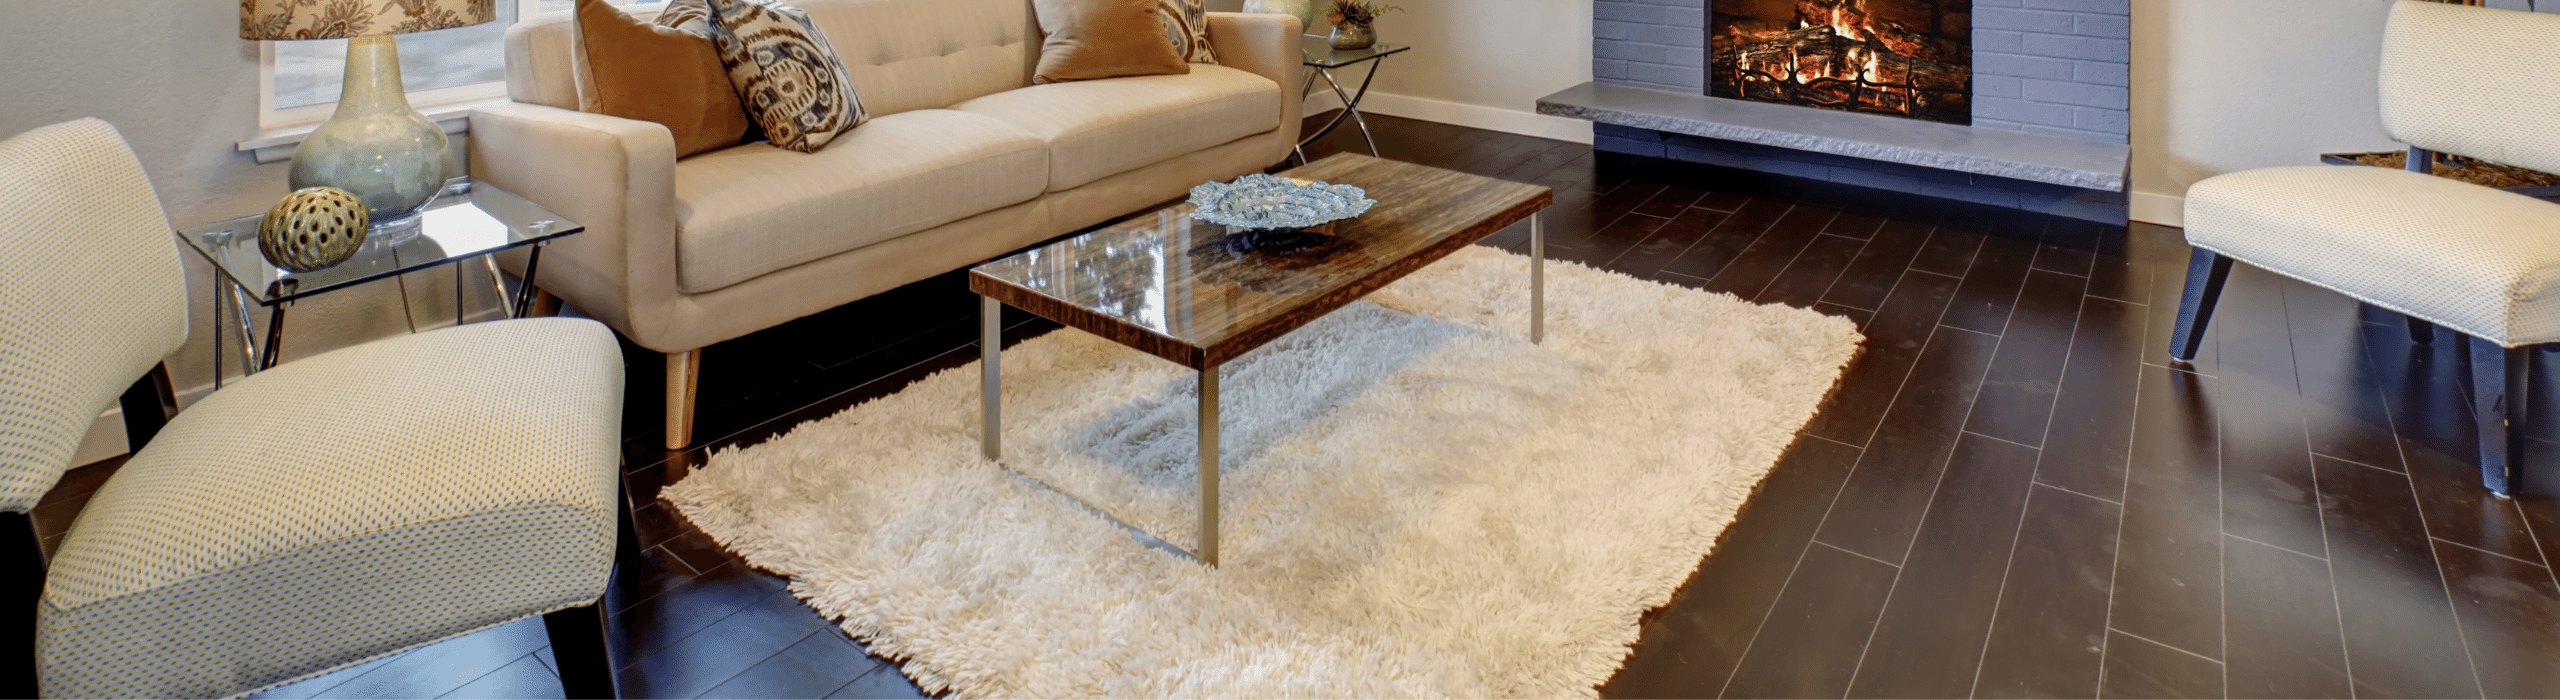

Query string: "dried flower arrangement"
[1327, 0, 1400, 26]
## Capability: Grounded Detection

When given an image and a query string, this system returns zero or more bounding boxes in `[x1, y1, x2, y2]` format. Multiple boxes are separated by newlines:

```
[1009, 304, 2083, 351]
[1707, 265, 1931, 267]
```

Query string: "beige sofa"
[469, 0, 1303, 448]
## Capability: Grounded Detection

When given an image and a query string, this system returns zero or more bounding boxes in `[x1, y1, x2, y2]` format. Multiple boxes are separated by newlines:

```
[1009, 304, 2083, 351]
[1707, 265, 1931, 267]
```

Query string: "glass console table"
[174, 177, 583, 384]
[1298, 36, 1409, 163]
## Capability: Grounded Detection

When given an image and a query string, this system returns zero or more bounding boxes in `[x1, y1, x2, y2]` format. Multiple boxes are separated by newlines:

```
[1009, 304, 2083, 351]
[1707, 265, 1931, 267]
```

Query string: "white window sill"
[237, 98, 504, 165]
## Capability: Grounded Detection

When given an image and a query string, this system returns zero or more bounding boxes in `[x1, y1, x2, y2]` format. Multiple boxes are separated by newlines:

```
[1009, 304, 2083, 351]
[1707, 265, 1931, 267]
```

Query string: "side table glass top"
[1302, 36, 1408, 68]
[175, 178, 582, 305]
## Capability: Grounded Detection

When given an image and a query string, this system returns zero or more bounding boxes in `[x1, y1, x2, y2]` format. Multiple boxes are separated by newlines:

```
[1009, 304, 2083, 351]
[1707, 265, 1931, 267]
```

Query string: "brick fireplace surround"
[1545, 0, 2134, 222]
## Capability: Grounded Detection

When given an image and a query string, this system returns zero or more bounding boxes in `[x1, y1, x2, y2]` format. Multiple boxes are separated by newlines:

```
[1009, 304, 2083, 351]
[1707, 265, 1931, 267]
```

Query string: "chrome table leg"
[982, 295, 1001, 461]
[1531, 213, 1545, 344]
[228, 286, 262, 376]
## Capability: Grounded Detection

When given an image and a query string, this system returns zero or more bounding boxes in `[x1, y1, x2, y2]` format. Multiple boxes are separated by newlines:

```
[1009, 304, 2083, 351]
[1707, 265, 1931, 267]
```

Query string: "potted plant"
[1325, 0, 1399, 50]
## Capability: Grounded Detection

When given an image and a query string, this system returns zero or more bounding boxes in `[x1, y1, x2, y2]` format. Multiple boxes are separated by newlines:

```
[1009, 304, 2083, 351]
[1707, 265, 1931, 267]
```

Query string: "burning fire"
[1714, 0, 1969, 123]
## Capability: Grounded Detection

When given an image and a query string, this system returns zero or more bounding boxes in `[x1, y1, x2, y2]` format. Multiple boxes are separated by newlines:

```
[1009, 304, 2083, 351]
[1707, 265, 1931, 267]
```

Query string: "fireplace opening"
[1711, 0, 1972, 125]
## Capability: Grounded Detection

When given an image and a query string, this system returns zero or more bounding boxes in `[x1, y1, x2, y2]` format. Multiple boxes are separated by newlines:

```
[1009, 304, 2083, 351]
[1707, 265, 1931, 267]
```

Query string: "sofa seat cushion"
[2185, 165, 2560, 346]
[951, 64, 1278, 191]
[35, 318, 624, 699]
[673, 108, 1050, 294]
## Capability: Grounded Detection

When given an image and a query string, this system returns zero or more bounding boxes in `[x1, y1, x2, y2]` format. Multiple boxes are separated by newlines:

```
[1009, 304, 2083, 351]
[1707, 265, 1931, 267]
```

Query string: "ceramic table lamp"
[241, 0, 494, 225]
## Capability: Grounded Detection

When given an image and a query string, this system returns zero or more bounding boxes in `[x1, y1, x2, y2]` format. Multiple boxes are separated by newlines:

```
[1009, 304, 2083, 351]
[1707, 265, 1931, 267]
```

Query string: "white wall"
[1, 0, 494, 463]
[1215, 0, 1597, 143]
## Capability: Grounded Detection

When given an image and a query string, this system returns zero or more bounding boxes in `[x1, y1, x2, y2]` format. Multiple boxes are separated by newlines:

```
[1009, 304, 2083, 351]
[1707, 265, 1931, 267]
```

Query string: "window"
[258, 0, 633, 130]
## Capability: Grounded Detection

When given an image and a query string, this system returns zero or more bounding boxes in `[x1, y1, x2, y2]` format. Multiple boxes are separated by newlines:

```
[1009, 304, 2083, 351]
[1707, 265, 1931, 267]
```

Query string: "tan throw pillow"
[572, 0, 752, 158]
[703, 0, 868, 153]
[1031, 0, 1192, 84]
[1159, 0, 1218, 64]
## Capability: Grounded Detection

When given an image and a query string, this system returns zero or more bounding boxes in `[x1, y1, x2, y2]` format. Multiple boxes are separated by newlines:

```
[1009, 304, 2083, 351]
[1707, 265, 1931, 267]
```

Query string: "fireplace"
[1711, 0, 1972, 125]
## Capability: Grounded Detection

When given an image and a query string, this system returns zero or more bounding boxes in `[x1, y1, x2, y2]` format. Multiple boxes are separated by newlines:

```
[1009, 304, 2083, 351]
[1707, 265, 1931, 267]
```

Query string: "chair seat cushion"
[673, 108, 1051, 294]
[2185, 165, 2560, 346]
[952, 64, 1279, 191]
[37, 318, 625, 699]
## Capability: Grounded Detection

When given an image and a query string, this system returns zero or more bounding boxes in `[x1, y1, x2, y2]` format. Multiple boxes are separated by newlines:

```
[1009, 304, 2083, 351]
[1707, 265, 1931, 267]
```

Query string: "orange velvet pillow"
[1031, 0, 1193, 84]
[574, 0, 753, 157]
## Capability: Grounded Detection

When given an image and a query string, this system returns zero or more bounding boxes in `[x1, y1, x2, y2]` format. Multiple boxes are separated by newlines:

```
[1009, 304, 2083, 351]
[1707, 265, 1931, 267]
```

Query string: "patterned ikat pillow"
[1160, 0, 1219, 64]
[702, 0, 868, 153]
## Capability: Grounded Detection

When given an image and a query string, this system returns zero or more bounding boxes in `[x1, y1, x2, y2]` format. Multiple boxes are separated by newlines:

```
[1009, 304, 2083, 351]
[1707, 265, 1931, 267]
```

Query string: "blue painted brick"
[1668, 46, 1704, 67]
[1595, 59, 1630, 80]
[2023, 33, 2130, 62]
[1636, 23, 1705, 47]
[1627, 63, 1703, 90]
[1596, 136, 1666, 158]
[1830, 168, 1928, 195]
[1595, 123, 1664, 141]
[1594, 20, 1635, 40]
[1922, 180, 2023, 209]
[2022, 0, 2129, 16]
[2023, 78, 2128, 109]
[1593, 2, 1665, 25]
[2074, 106, 2131, 135]
[2076, 14, 2131, 39]
[1976, 74, 2023, 99]
[1975, 8, 2078, 33]
[2016, 122, 2120, 142]
[2074, 60, 2129, 87]
[1976, 0, 2024, 7]
[1976, 53, 2077, 80]
[1975, 29, 2025, 53]
[1666, 6, 1705, 28]
[1595, 41, 1669, 64]
[1976, 96, 2077, 127]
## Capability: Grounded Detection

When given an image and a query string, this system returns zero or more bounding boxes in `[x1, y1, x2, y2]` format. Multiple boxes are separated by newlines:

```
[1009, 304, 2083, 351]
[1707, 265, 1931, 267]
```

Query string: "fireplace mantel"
[1539, 82, 2126, 191]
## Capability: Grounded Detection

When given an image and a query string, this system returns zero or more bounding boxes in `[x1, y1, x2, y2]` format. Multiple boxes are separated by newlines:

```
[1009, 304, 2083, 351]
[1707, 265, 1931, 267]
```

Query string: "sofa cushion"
[952, 64, 1279, 191]
[803, 0, 1035, 119]
[671, 109, 1050, 294]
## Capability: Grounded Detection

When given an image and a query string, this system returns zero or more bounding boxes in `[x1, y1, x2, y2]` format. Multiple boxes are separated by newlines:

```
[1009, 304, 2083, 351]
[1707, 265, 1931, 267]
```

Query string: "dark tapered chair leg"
[118, 363, 176, 451]
[2407, 317, 2437, 345]
[2467, 335, 2529, 497]
[545, 603, 614, 699]
[6, 511, 44, 700]
[2170, 248, 2235, 362]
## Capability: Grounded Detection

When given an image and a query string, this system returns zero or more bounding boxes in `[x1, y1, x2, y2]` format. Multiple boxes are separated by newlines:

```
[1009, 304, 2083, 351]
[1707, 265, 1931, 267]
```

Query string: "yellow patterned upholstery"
[0, 119, 189, 512]
[37, 318, 626, 698]
[2185, 166, 2560, 347]
[2379, 1, 2560, 177]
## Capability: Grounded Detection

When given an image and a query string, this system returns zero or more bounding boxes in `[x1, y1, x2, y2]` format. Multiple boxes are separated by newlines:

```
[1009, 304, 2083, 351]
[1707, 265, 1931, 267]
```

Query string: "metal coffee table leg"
[1532, 213, 1545, 344]
[982, 295, 1001, 461]
[1199, 364, 1220, 566]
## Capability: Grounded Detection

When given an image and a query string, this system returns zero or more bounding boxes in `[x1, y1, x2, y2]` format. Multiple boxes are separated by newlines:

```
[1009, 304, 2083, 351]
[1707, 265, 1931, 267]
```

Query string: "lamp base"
[289, 35, 450, 228]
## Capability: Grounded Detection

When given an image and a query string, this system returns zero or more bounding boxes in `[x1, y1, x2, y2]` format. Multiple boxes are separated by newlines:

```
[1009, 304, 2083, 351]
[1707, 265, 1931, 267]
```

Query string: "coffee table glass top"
[175, 178, 582, 305]
[1302, 36, 1408, 68]
[970, 154, 1550, 368]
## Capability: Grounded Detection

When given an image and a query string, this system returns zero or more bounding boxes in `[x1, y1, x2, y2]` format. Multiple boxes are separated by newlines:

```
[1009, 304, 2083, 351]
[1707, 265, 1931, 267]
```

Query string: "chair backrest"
[0, 119, 189, 512]
[2378, 1, 2560, 175]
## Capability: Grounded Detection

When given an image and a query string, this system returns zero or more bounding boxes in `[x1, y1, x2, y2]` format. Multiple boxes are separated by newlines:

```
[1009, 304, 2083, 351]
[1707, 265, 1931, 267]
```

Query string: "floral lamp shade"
[241, 0, 497, 40]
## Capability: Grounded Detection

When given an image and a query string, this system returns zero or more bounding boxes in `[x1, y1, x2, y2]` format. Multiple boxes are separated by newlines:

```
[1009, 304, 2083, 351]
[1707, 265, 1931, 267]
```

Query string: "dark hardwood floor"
[32, 112, 2560, 698]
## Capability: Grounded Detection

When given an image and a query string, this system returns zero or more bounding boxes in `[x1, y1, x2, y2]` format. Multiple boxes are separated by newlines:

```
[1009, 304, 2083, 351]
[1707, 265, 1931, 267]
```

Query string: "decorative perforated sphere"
[259, 187, 369, 272]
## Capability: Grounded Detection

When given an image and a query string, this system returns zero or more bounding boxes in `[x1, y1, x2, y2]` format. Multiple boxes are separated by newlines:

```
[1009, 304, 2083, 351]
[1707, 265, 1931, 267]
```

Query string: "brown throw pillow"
[1031, 0, 1192, 84]
[573, 0, 752, 157]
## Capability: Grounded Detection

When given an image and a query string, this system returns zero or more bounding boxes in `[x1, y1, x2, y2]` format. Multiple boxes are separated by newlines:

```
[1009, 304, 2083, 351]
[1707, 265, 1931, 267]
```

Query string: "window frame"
[252, 1, 550, 133]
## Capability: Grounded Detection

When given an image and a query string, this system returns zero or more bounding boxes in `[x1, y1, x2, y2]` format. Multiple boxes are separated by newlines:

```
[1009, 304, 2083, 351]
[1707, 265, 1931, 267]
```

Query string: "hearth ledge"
[1537, 82, 2128, 192]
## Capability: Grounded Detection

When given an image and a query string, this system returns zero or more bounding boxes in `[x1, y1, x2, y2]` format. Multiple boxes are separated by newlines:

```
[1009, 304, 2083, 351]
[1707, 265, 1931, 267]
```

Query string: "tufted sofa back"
[504, 0, 1036, 118]
[2378, 1, 2560, 175]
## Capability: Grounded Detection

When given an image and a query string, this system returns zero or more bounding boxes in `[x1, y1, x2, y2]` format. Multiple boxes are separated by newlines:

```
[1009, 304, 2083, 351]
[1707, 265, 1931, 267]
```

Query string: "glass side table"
[1298, 36, 1409, 164]
[175, 177, 584, 385]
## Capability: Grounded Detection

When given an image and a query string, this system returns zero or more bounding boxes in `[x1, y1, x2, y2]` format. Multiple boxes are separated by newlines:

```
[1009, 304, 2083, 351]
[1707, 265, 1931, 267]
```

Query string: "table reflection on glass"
[173, 177, 583, 384]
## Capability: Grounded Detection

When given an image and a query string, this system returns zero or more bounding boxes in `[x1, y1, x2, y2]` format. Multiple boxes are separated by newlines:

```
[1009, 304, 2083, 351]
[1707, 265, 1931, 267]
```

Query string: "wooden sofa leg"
[2407, 317, 2438, 345]
[665, 350, 699, 451]
[543, 602, 615, 699]
[2468, 336, 2528, 497]
[6, 511, 42, 700]
[2169, 248, 2234, 362]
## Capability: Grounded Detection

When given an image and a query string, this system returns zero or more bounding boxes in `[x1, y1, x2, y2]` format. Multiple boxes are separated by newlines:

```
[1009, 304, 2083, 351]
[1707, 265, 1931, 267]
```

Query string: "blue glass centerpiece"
[1186, 174, 1377, 232]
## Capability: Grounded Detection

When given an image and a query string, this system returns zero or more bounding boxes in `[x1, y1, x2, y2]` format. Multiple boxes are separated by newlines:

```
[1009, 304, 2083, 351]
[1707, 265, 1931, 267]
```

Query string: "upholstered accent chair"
[0, 119, 630, 698]
[2171, 1, 2560, 496]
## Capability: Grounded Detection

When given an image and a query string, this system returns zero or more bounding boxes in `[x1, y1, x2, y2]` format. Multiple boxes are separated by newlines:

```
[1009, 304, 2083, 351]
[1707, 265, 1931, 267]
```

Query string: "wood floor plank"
[1648, 198, 1793, 281]
[1907, 227, 1985, 278]
[2434, 539, 2560, 698]
[2210, 266, 2328, 558]
[1846, 434, 2042, 699]
[2281, 279, 2410, 471]
[1602, 437, 1865, 699]
[1754, 233, 1867, 310]
[1802, 270, 1965, 446]
[1940, 232, 2037, 335]
[1606, 205, 1733, 273]
[1701, 206, 1843, 300]
[2311, 456, 2483, 699]
[1718, 544, 1902, 699]
[2035, 296, 2147, 500]
[1965, 269, 2092, 446]
[1820, 220, 1933, 312]
[1813, 326, 2002, 563]
[2222, 536, 2353, 699]
[1973, 484, 2124, 699]
[2108, 365, 2226, 660]
[2099, 631, 2225, 699]
[2034, 219, 2101, 278]
[2360, 322, 2551, 565]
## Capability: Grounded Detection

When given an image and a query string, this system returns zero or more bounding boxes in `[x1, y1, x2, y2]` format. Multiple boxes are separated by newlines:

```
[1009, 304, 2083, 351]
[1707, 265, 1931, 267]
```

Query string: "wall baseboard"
[1323, 92, 1595, 145]
[2130, 189, 2184, 227]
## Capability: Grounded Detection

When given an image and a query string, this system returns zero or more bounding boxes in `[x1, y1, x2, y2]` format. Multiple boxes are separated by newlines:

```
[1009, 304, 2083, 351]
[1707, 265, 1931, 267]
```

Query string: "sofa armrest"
[465, 101, 684, 350]
[1206, 12, 1304, 154]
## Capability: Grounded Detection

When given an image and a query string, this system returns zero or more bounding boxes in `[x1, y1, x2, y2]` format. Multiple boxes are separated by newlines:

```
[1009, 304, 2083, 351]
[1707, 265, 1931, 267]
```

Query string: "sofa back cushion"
[504, 0, 1033, 120]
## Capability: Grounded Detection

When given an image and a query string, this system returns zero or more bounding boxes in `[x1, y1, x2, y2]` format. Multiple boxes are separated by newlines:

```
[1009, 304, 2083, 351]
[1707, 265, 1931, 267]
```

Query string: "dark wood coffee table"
[967, 154, 1553, 565]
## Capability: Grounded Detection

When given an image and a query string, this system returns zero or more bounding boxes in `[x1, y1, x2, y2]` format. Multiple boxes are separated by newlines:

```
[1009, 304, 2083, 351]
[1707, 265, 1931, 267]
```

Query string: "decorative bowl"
[1185, 174, 1376, 232]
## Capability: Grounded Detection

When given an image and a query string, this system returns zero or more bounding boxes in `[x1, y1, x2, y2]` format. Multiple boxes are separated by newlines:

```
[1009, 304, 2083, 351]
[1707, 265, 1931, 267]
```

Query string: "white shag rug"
[664, 245, 1862, 698]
